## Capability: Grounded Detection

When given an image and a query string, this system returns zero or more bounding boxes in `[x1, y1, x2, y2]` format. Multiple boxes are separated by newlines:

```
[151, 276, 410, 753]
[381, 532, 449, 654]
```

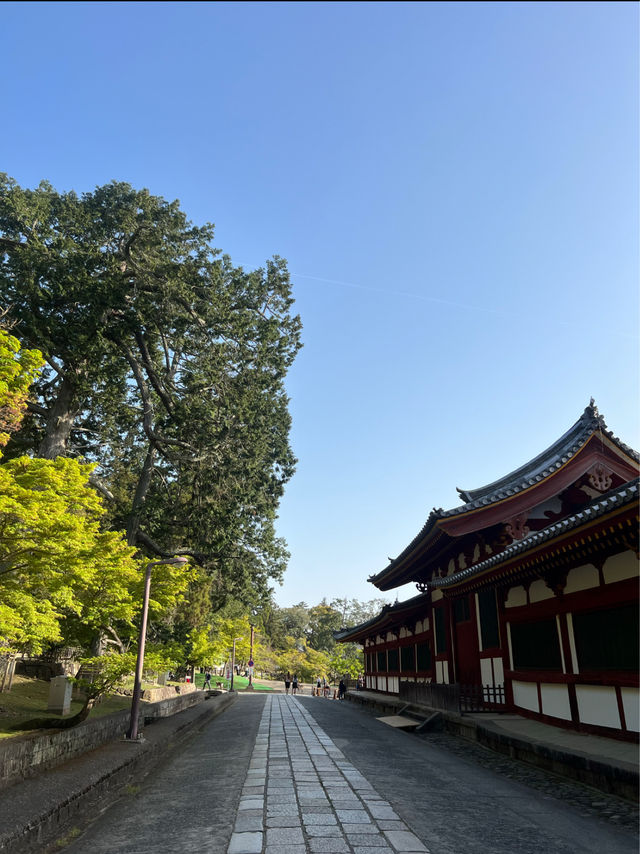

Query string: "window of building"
[400, 645, 415, 672]
[573, 604, 639, 672]
[416, 642, 432, 671]
[454, 597, 470, 623]
[434, 607, 447, 653]
[387, 648, 399, 671]
[510, 619, 562, 670]
[478, 589, 500, 649]
[377, 650, 387, 672]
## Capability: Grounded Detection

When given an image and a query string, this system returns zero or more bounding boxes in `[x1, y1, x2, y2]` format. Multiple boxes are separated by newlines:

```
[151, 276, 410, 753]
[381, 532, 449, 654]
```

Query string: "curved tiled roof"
[453, 401, 638, 510]
[428, 477, 638, 590]
[333, 591, 430, 643]
[368, 403, 638, 588]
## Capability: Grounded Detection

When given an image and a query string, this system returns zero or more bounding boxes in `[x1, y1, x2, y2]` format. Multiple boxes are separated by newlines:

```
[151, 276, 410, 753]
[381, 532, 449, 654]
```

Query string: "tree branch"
[134, 529, 208, 564]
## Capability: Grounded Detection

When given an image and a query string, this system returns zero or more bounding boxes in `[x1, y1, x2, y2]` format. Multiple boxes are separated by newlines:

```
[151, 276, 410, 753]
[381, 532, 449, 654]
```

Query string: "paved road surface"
[61, 693, 638, 854]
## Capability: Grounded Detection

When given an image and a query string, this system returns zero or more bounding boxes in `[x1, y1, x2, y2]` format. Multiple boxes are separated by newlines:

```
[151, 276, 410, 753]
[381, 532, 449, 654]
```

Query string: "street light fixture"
[126, 555, 189, 741]
[247, 621, 255, 690]
[229, 636, 243, 692]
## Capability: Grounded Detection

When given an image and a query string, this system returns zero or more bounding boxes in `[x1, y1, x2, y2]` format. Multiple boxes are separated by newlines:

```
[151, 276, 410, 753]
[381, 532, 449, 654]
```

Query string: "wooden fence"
[398, 680, 505, 713]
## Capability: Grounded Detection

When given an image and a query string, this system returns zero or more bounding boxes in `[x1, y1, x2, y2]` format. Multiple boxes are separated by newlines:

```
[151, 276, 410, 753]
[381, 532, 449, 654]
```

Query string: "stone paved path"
[228, 694, 428, 854]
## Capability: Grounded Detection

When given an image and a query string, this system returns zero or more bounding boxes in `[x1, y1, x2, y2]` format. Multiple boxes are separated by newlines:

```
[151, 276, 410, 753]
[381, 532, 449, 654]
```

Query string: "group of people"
[283, 672, 301, 694]
[283, 673, 346, 700]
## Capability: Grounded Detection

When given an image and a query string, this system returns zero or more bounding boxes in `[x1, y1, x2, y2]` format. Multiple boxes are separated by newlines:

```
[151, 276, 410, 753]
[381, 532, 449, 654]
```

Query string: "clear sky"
[2, 2, 638, 609]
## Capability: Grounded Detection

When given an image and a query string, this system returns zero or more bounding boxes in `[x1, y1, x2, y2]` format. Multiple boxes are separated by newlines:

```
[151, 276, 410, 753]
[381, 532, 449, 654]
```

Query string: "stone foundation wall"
[0, 689, 210, 787]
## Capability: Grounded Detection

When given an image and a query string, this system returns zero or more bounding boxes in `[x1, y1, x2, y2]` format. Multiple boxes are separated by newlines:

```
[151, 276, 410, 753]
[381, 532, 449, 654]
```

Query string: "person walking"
[338, 678, 346, 700]
[292, 674, 299, 695]
[203, 670, 212, 690]
[284, 672, 291, 694]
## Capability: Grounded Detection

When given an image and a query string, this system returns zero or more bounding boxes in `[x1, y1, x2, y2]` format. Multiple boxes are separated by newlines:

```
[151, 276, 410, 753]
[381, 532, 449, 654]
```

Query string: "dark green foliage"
[0, 175, 302, 609]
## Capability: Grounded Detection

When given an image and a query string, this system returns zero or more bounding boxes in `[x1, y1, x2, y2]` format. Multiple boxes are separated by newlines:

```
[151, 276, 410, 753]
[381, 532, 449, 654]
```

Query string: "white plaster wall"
[529, 579, 554, 603]
[475, 593, 483, 650]
[513, 680, 539, 713]
[493, 657, 504, 685]
[528, 496, 562, 519]
[621, 688, 640, 732]
[540, 683, 572, 720]
[603, 551, 639, 585]
[388, 677, 399, 694]
[564, 564, 600, 595]
[556, 615, 566, 673]
[506, 623, 514, 670]
[435, 660, 450, 684]
[414, 621, 422, 634]
[480, 658, 493, 686]
[576, 685, 621, 729]
[505, 586, 527, 608]
[566, 613, 579, 673]
[423, 617, 429, 631]
[399, 628, 407, 639]
[432, 589, 443, 602]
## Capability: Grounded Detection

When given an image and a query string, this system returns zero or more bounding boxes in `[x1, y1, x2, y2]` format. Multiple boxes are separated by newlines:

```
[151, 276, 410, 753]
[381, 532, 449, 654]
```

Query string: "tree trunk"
[38, 375, 81, 458]
[90, 631, 107, 656]
[126, 444, 157, 546]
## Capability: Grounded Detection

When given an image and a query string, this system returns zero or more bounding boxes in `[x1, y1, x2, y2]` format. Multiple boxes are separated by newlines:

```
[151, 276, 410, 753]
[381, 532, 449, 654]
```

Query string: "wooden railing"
[398, 680, 505, 713]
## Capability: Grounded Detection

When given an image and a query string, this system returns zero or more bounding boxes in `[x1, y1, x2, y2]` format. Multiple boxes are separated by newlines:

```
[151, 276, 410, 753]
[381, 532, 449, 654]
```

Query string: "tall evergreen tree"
[0, 176, 302, 605]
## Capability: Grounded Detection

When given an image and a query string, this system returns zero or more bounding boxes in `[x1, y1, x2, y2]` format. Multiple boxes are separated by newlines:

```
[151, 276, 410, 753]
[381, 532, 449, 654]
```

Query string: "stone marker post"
[48, 675, 73, 714]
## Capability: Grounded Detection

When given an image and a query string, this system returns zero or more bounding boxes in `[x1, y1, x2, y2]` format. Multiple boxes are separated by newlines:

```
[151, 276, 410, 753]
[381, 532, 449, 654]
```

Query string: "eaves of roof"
[334, 591, 430, 643]
[428, 477, 639, 591]
[368, 404, 638, 591]
[453, 402, 638, 509]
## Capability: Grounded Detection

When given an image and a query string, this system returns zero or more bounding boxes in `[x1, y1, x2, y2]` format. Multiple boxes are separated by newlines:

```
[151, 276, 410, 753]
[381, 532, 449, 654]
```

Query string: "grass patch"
[0, 676, 131, 738]
[0, 671, 275, 738]
[194, 673, 273, 692]
[55, 827, 81, 847]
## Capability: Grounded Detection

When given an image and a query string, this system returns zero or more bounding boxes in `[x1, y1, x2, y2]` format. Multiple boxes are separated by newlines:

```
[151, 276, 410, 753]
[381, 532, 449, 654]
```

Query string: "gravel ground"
[416, 729, 639, 834]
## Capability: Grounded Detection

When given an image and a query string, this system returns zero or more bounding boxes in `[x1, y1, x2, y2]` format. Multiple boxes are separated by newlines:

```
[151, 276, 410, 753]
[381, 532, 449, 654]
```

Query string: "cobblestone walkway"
[228, 695, 428, 854]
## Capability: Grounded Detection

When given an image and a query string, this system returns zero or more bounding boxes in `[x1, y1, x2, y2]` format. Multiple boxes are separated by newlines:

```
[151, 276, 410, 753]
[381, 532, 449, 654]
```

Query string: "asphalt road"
[60, 693, 638, 854]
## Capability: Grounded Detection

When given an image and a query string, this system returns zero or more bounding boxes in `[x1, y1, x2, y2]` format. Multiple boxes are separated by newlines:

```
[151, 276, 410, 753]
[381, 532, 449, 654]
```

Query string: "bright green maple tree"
[0, 328, 194, 660]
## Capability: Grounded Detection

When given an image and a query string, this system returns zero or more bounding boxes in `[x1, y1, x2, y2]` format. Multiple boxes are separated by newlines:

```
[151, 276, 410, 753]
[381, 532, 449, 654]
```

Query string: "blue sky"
[2, 1, 638, 608]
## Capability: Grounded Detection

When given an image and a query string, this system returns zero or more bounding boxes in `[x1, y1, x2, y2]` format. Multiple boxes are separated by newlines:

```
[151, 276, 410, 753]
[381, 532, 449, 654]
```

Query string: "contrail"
[291, 271, 502, 316]
[239, 262, 637, 339]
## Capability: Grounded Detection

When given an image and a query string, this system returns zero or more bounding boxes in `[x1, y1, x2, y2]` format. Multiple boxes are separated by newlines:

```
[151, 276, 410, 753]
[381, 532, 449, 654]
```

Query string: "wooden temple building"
[336, 403, 639, 740]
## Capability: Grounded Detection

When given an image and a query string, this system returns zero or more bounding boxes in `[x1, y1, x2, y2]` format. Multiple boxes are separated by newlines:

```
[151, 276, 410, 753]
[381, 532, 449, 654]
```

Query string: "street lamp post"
[127, 556, 188, 741]
[230, 636, 243, 692]
[247, 622, 255, 690]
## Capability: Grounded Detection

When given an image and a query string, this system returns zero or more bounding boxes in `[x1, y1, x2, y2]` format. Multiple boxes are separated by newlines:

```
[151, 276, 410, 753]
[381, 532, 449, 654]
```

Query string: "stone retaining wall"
[0, 688, 212, 787]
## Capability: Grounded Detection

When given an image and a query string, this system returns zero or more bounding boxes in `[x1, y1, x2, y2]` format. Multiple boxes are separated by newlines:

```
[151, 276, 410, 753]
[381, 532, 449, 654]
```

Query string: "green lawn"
[0, 672, 275, 739]
[195, 673, 273, 692]
[0, 676, 132, 738]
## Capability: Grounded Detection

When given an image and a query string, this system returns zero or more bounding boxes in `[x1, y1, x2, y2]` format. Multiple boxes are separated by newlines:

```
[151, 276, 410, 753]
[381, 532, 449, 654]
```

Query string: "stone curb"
[470, 719, 639, 802]
[0, 691, 237, 854]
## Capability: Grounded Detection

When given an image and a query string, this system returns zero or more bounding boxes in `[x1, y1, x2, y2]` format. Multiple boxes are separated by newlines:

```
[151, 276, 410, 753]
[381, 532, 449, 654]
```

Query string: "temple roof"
[339, 478, 638, 645]
[333, 591, 430, 644]
[453, 401, 637, 509]
[368, 403, 639, 590]
[429, 476, 638, 590]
